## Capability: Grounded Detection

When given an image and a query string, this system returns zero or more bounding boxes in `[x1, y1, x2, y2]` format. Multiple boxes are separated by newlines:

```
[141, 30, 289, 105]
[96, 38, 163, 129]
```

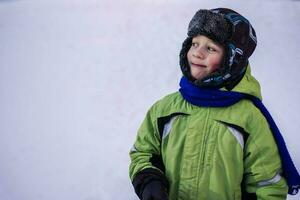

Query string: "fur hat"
[180, 8, 257, 89]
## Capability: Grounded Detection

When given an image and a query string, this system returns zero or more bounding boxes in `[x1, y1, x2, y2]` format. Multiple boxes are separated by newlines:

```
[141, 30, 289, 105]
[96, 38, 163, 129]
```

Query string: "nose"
[193, 46, 206, 59]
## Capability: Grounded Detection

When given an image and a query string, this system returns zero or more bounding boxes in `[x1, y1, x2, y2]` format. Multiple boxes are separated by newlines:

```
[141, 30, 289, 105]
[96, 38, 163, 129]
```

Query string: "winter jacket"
[129, 66, 288, 200]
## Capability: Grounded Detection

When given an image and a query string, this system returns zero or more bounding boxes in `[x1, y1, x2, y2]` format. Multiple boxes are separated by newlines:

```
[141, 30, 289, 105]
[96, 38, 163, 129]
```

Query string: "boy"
[129, 8, 299, 200]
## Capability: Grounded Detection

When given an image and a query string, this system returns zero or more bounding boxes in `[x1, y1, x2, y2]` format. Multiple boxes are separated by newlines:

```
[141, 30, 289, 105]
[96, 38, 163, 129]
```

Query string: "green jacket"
[129, 66, 288, 200]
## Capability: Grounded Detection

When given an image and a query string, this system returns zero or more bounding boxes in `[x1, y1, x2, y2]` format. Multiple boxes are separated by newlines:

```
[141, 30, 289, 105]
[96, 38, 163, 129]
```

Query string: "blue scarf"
[179, 76, 300, 195]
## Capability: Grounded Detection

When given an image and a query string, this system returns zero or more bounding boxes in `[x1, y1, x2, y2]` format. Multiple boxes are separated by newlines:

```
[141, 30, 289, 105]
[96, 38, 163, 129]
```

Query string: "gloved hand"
[142, 180, 168, 200]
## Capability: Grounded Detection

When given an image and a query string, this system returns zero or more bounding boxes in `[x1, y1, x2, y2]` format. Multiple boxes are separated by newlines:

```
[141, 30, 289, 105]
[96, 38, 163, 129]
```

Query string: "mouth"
[191, 63, 206, 68]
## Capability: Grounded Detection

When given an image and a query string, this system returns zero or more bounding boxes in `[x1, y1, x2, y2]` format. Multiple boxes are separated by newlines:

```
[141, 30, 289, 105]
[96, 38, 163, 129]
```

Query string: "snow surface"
[0, 0, 299, 199]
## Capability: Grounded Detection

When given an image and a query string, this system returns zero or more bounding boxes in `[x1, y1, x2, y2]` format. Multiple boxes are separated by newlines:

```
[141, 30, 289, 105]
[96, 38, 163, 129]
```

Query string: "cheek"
[209, 55, 223, 69]
[187, 49, 193, 63]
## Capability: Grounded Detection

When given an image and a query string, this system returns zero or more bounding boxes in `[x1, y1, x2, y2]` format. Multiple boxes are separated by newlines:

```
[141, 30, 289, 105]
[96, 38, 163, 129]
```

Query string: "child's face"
[187, 35, 224, 80]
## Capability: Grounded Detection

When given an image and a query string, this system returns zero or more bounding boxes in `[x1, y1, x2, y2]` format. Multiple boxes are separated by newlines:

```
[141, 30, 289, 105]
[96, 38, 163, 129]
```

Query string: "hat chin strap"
[193, 70, 230, 88]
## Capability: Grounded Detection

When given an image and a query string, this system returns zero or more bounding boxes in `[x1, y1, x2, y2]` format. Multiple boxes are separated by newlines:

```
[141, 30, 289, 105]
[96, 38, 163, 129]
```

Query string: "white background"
[0, 0, 299, 199]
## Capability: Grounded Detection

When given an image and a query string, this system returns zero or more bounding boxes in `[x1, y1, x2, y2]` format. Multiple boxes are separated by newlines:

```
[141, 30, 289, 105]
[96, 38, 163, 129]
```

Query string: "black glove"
[132, 168, 169, 200]
[142, 180, 168, 200]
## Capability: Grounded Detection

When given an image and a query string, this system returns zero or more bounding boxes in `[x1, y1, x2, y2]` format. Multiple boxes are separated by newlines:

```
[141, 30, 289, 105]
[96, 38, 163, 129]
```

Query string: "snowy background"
[0, 0, 299, 199]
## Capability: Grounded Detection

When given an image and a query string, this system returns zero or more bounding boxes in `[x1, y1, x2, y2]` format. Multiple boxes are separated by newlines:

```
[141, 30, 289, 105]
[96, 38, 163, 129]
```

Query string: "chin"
[191, 69, 205, 80]
[191, 72, 205, 80]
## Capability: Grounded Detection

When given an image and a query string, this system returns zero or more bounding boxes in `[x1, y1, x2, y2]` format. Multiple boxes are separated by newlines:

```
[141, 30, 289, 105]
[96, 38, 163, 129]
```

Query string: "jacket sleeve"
[129, 103, 169, 198]
[243, 109, 288, 200]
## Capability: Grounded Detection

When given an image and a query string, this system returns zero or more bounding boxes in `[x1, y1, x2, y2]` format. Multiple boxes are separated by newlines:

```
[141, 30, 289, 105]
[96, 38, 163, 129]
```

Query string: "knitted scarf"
[179, 76, 300, 195]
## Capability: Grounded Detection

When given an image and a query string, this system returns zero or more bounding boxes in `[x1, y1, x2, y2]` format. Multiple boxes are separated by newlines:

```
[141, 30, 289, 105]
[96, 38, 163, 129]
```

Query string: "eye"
[191, 42, 198, 48]
[207, 46, 216, 52]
